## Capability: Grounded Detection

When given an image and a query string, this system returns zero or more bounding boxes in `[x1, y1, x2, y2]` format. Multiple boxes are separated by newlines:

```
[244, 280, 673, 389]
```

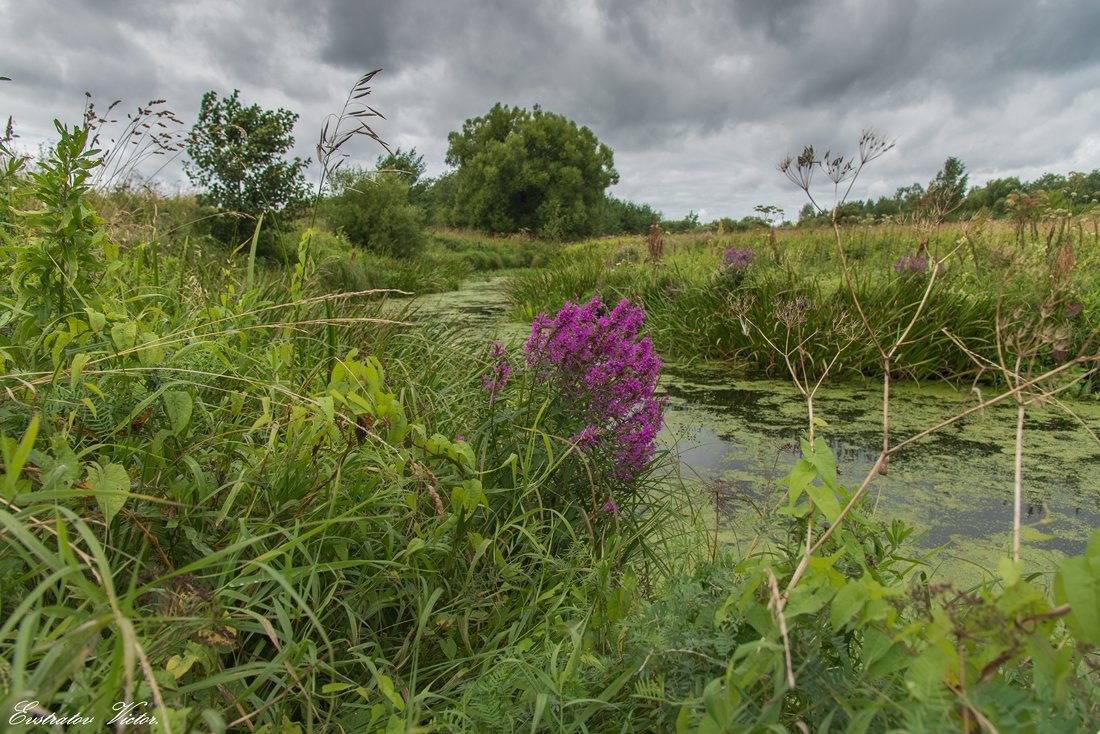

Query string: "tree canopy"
[185, 89, 309, 218]
[444, 104, 618, 239]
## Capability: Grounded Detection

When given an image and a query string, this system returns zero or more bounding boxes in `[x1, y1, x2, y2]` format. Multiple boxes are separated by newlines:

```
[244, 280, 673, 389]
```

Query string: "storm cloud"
[2, 0, 1098, 219]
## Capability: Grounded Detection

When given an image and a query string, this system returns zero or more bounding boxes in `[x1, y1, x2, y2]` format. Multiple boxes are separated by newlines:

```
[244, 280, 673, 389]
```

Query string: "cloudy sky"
[2, 0, 1098, 221]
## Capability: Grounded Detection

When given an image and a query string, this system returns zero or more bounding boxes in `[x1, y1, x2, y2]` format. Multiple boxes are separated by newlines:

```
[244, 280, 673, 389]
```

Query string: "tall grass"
[505, 223, 1100, 384]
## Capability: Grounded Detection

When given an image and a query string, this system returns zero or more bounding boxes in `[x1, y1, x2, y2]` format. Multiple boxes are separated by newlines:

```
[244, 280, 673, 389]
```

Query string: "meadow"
[1, 120, 1099, 733]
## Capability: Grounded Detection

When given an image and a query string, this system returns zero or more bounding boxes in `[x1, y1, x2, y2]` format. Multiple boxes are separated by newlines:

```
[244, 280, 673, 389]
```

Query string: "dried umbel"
[772, 296, 811, 328]
[646, 215, 664, 262]
[778, 131, 894, 216]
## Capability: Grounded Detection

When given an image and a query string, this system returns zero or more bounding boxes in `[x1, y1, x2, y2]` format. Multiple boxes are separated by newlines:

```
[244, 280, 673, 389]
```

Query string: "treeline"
[182, 92, 665, 258]
[796, 157, 1100, 226]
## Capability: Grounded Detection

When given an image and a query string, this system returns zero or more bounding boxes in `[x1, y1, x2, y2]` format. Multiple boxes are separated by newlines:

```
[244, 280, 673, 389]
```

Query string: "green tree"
[185, 90, 309, 245]
[376, 147, 426, 184]
[445, 103, 618, 239]
[926, 156, 968, 215]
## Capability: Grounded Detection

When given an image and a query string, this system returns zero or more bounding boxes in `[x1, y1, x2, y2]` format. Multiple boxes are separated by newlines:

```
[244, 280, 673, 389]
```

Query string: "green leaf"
[830, 580, 867, 630]
[89, 461, 130, 526]
[805, 482, 841, 524]
[375, 673, 404, 711]
[163, 390, 193, 436]
[802, 436, 837, 487]
[137, 331, 165, 367]
[999, 557, 1022, 587]
[783, 458, 816, 506]
[2, 415, 39, 498]
[110, 320, 138, 352]
[1055, 531, 1100, 645]
[321, 682, 355, 694]
[84, 307, 106, 333]
[69, 352, 90, 391]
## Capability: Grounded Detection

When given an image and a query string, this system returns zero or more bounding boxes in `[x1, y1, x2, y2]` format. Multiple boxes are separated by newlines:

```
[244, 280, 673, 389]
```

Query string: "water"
[659, 365, 1100, 562]
[407, 276, 1100, 571]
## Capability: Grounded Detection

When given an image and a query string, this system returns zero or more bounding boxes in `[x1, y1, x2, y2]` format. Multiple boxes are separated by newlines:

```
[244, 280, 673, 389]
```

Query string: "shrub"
[322, 170, 424, 257]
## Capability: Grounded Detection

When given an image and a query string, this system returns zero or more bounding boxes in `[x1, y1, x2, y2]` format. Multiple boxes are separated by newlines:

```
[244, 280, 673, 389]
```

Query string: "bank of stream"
[407, 276, 1100, 580]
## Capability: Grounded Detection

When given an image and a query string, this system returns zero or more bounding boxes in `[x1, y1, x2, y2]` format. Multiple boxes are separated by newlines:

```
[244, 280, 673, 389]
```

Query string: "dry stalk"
[765, 567, 796, 689]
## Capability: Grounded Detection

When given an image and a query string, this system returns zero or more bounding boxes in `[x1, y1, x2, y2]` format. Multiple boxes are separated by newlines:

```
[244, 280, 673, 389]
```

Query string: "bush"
[322, 171, 425, 258]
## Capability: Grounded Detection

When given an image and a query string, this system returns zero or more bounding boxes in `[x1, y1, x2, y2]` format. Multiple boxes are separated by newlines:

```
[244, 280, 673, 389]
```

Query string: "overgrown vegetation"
[505, 219, 1100, 386]
[2, 93, 1100, 734]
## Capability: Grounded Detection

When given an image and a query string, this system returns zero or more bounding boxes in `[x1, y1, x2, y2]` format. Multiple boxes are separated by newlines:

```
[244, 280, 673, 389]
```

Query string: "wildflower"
[892, 252, 927, 274]
[718, 246, 756, 288]
[600, 499, 620, 514]
[482, 340, 510, 403]
[570, 424, 602, 447]
[721, 246, 756, 271]
[525, 297, 664, 482]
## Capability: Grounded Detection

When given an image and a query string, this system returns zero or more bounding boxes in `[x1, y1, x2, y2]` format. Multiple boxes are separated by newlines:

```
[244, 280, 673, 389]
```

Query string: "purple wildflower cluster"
[482, 340, 510, 403]
[524, 298, 664, 482]
[892, 252, 928, 274]
[722, 246, 756, 272]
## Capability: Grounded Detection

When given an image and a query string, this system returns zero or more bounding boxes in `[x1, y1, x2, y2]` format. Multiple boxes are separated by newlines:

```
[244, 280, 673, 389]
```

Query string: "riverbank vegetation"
[2, 85, 1100, 732]
[504, 217, 1100, 386]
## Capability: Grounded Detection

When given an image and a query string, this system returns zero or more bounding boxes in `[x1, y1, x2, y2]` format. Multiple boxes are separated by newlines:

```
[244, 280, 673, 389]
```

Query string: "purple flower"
[600, 499, 620, 514]
[524, 298, 664, 482]
[570, 424, 602, 447]
[721, 246, 756, 271]
[892, 252, 928, 274]
[482, 340, 511, 403]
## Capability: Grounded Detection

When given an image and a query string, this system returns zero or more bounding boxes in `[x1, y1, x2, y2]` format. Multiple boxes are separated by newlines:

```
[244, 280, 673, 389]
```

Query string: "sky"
[2, 0, 1099, 221]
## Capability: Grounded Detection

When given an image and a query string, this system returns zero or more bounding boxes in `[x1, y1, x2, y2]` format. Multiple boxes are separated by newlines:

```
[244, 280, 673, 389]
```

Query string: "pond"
[407, 276, 1100, 578]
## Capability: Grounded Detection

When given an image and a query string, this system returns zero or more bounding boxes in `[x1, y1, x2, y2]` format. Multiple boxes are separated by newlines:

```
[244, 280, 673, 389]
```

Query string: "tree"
[926, 156, 968, 215]
[376, 147, 426, 184]
[445, 103, 617, 239]
[185, 90, 309, 244]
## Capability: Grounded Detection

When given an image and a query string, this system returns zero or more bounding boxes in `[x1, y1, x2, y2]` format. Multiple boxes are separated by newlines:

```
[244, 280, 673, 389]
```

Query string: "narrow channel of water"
[407, 276, 1100, 571]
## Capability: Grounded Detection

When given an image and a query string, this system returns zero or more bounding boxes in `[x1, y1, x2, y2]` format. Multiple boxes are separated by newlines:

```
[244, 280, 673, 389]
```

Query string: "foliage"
[322, 168, 425, 258]
[0, 120, 672, 731]
[594, 194, 661, 236]
[445, 103, 618, 240]
[428, 229, 558, 271]
[4, 121, 110, 339]
[184, 89, 309, 247]
[376, 146, 426, 184]
[927, 155, 969, 213]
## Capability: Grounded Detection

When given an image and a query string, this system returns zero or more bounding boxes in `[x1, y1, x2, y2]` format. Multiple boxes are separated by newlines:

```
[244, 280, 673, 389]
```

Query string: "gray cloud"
[2, 0, 1098, 219]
